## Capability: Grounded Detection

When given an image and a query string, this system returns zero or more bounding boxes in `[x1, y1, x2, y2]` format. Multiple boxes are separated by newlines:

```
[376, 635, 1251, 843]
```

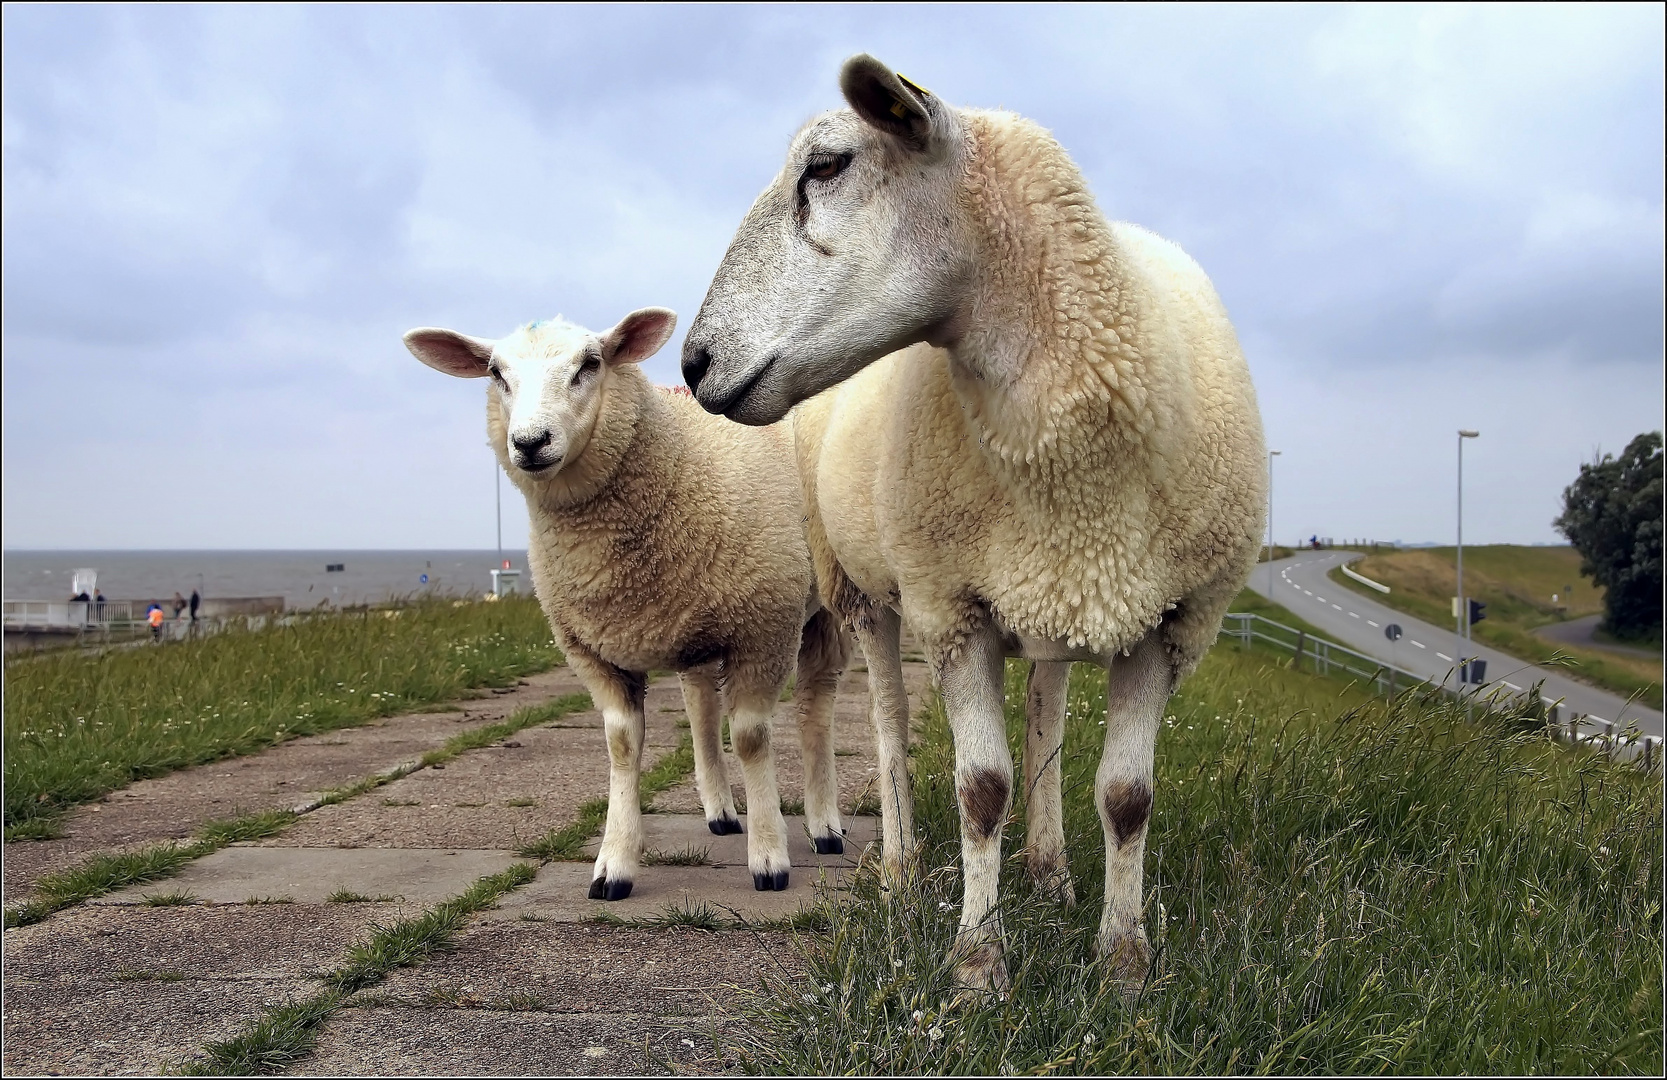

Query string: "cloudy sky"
[3, 3, 1662, 551]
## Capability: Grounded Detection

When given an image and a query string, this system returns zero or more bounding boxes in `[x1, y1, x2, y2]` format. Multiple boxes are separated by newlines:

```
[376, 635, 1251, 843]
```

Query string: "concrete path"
[2, 654, 933, 1075]
[1251, 551, 1663, 737]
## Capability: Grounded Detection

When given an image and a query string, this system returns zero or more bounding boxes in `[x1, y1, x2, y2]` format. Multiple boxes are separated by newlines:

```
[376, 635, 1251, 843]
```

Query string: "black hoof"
[709, 816, 743, 835]
[753, 869, 790, 892]
[606, 878, 633, 902]
[813, 834, 845, 856]
[588, 877, 608, 900]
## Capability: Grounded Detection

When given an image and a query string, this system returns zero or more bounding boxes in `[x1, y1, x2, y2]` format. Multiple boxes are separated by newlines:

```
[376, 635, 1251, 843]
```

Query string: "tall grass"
[739, 646, 1663, 1074]
[3, 597, 561, 834]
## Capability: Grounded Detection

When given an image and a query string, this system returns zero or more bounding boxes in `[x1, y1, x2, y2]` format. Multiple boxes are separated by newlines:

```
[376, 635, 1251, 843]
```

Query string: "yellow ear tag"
[889, 98, 909, 118]
[897, 73, 931, 97]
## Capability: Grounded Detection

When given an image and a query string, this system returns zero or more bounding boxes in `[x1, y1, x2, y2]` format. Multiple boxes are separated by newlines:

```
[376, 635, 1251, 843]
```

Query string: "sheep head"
[404, 308, 676, 476]
[682, 54, 974, 425]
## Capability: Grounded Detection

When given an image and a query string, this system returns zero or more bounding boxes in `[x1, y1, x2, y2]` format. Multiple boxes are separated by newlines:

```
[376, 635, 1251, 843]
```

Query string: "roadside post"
[1456, 429, 1479, 704]
[1266, 449, 1281, 595]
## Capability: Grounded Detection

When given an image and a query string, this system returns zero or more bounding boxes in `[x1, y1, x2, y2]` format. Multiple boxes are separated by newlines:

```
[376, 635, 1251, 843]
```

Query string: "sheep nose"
[511, 431, 551, 458]
[682, 343, 712, 394]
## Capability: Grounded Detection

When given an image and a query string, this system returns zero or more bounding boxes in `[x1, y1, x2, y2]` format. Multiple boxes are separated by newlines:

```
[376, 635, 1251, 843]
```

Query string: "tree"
[1553, 431, 1663, 641]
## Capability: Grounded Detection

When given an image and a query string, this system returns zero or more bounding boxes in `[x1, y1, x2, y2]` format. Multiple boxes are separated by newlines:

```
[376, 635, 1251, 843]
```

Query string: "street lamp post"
[1456, 429, 1479, 687]
[1266, 449, 1281, 595]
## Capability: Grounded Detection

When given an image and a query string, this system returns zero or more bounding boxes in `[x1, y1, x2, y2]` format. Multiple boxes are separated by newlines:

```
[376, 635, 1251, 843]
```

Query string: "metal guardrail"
[3, 600, 154, 628]
[1219, 612, 1661, 769]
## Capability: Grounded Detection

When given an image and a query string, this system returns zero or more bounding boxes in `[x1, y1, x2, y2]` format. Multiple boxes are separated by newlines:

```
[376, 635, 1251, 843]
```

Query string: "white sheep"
[404, 308, 851, 898]
[681, 56, 1267, 993]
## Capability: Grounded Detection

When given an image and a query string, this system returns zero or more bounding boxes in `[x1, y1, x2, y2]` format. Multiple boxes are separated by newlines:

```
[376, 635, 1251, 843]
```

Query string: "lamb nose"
[682, 344, 712, 393]
[512, 431, 551, 456]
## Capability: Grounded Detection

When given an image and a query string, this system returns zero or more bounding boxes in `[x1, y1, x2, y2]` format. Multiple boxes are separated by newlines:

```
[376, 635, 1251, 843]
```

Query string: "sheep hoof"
[588, 876, 633, 901]
[753, 870, 789, 892]
[812, 834, 844, 856]
[708, 816, 743, 835]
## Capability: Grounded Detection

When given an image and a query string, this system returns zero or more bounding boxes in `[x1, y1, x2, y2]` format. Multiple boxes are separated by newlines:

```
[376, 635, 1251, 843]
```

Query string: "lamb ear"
[404, 328, 494, 378]
[840, 54, 938, 149]
[600, 307, 677, 366]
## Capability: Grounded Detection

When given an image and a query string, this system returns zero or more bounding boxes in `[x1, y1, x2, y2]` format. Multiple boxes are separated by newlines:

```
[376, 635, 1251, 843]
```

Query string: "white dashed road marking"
[1504, 681, 1522, 691]
[1350, 612, 1360, 618]
[1412, 641, 1426, 649]
[1331, 604, 1342, 611]
[1437, 652, 1453, 662]
[1367, 620, 1379, 627]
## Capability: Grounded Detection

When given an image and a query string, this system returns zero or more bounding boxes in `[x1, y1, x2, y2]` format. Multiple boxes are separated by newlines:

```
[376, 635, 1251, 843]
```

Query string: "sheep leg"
[795, 609, 850, 854]
[569, 659, 647, 902]
[728, 688, 792, 891]
[854, 605, 918, 884]
[680, 671, 742, 835]
[1094, 631, 1168, 987]
[1022, 660, 1075, 904]
[939, 623, 1012, 995]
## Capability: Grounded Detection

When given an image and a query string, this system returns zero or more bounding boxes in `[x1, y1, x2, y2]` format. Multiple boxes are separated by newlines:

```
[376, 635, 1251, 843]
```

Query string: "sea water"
[1, 551, 531, 609]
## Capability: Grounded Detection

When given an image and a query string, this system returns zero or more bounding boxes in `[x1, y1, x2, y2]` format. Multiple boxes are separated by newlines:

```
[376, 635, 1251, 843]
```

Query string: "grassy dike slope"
[742, 607, 1663, 1074]
[1333, 546, 1662, 709]
[2, 597, 563, 839]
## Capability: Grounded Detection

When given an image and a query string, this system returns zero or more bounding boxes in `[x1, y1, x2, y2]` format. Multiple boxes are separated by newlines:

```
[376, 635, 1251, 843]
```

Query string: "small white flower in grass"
[892, 959, 903, 968]
[912, 1010, 924, 1023]
[928, 1025, 944, 1042]
[1599, 846, 1611, 857]
[1083, 1032, 1096, 1045]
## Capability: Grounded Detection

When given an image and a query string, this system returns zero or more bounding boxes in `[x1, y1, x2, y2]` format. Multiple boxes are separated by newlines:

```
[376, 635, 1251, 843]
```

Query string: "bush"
[1554, 431, 1664, 641]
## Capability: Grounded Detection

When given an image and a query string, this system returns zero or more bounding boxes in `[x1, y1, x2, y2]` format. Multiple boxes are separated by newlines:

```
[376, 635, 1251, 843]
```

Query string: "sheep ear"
[600, 307, 677, 366]
[840, 54, 941, 150]
[404, 328, 494, 378]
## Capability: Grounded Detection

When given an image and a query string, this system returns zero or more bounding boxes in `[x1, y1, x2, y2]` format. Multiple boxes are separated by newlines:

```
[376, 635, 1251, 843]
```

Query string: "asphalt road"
[1248, 551, 1664, 739]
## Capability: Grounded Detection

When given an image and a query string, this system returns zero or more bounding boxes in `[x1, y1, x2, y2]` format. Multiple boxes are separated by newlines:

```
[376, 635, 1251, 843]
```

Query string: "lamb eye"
[572, 357, 600, 385]
[804, 152, 849, 181]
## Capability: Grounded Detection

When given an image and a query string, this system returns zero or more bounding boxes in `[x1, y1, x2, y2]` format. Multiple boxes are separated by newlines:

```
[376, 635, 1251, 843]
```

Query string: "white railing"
[3, 599, 154, 628]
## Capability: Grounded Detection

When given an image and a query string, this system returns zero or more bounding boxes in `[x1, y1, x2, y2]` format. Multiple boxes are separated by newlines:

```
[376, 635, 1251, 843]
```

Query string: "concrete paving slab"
[650, 660, 932, 818]
[261, 680, 685, 851]
[485, 815, 877, 925]
[2, 904, 382, 1076]
[295, 922, 797, 1075]
[94, 847, 521, 907]
[295, 1007, 717, 1076]
[2, 666, 588, 905]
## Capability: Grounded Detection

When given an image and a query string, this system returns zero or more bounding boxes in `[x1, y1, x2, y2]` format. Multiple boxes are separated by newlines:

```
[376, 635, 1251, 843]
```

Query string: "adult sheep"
[681, 57, 1267, 993]
[404, 308, 850, 899]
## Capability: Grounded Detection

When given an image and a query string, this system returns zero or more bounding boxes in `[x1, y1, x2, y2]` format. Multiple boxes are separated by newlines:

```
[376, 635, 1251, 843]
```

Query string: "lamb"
[403, 307, 850, 899]
[681, 56, 1267, 992]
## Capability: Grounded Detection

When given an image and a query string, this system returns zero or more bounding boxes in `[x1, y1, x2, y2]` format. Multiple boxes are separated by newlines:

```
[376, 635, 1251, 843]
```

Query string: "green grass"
[3, 596, 563, 836]
[181, 862, 538, 1075]
[4, 808, 296, 927]
[1331, 548, 1662, 710]
[736, 640, 1662, 1074]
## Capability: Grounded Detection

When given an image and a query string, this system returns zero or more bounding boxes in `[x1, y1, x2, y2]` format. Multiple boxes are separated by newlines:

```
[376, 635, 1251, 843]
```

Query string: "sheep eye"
[572, 357, 600, 386]
[488, 366, 508, 388]
[804, 152, 849, 181]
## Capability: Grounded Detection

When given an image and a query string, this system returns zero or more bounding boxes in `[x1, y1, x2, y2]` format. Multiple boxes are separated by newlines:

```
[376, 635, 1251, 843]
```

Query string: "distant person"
[172, 592, 187, 620]
[146, 603, 165, 641]
[72, 590, 90, 602]
[189, 589, 201, 622]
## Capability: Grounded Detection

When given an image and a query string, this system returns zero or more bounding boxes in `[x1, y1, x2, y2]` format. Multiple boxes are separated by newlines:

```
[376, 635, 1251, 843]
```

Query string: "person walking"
[146, 603, 165, 642]
[172, 592, 187, 621]
[189, 589, 200, 622]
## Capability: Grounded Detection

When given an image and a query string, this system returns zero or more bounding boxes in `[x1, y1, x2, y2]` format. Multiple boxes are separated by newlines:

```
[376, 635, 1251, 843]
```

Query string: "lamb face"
[682, 54, 975, 426]
[404, 308, 676, 476]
